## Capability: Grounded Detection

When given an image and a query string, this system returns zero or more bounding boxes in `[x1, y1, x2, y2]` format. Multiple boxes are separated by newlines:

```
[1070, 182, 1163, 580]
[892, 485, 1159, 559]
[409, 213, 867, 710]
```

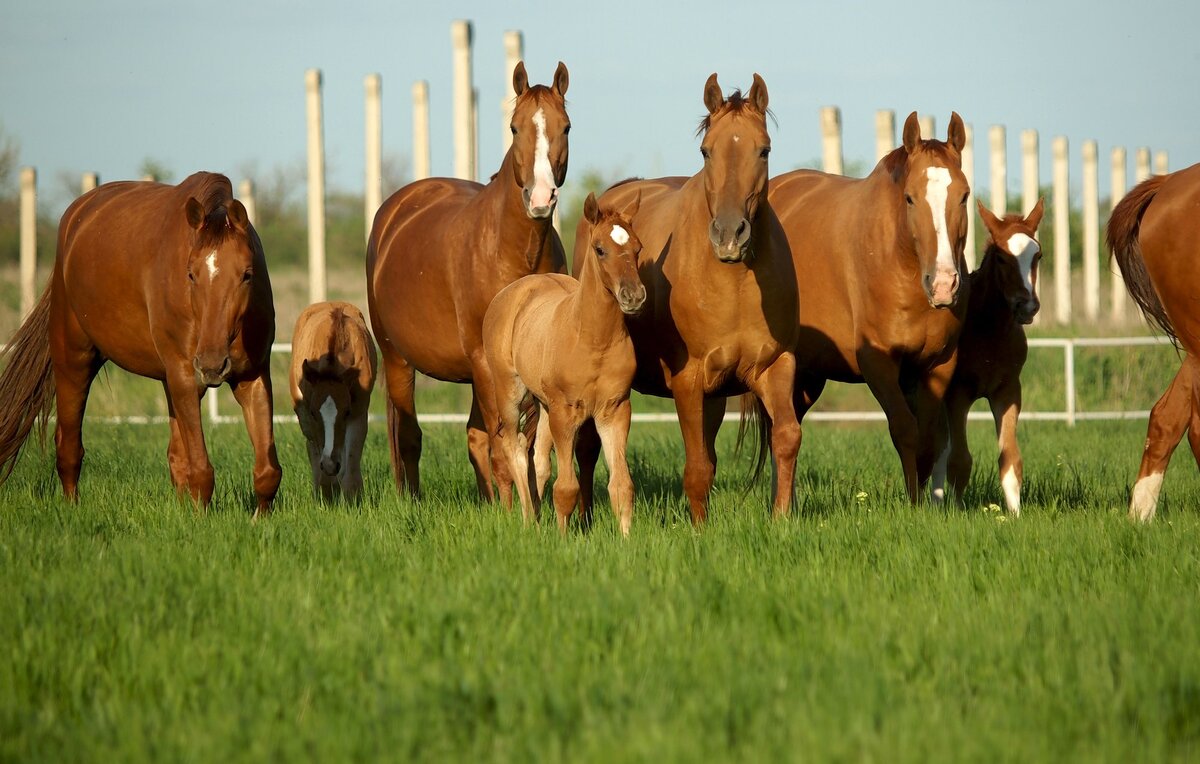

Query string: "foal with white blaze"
[290, 302, 378, 501]
[484, 192, 646, 534]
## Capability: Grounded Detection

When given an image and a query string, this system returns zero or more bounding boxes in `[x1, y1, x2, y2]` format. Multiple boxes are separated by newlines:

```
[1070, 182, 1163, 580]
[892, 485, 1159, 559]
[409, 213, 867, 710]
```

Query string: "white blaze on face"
[1001, 468, 1021, 515]
[205, 250, 219, 279]
[529, 108, 557, 211]
[924, 167, 955, 273]
[1006, 233, 1040, 296]
[610, 225, 629, 246]
[319, 395, 337, 460]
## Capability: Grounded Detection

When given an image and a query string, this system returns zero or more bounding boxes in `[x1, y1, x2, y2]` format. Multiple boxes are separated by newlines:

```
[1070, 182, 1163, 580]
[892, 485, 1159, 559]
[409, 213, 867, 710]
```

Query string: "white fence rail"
[178, 336, 1176, 428]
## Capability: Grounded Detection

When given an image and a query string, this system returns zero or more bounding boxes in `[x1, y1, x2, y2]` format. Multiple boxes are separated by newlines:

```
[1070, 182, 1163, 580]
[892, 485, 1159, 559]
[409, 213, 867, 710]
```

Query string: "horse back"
[291, 301, 378, 402]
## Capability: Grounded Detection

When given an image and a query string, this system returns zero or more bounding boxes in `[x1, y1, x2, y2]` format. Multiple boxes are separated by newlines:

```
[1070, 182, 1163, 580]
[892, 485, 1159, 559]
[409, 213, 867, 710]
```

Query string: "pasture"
[2, 380, 1200, 760]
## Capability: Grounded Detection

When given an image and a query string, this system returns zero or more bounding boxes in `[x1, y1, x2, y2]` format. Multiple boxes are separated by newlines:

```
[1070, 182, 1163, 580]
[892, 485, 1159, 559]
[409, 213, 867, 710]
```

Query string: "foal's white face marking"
[733, 134, 741, 143]
[319, 395, 337, 460]
[528, 107, 556, 210]
[610, 225, 629, 246]
[924, 167, 955, 272]
[1006, 233, 1040, 296]
[205, 250, 219, 279]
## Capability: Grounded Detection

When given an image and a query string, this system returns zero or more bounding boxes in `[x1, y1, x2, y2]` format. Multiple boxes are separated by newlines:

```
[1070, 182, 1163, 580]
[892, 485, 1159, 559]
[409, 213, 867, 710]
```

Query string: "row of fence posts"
[11, 19, 1174, 329]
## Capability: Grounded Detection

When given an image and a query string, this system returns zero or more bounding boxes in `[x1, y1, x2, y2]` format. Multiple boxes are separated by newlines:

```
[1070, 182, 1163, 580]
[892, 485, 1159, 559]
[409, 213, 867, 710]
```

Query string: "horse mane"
[695, 90, 774, 136]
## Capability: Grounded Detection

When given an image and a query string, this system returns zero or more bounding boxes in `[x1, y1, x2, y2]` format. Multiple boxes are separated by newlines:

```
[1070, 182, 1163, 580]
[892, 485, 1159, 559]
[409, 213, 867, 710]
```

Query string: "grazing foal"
[290, 302, 377, 501]
[484, 192, 646, 534]
[933, 199, 1044, 514]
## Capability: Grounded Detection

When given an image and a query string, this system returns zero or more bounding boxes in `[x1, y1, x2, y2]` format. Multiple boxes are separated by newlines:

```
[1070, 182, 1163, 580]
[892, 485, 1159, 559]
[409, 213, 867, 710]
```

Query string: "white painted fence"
[171, 336, 1175, 428]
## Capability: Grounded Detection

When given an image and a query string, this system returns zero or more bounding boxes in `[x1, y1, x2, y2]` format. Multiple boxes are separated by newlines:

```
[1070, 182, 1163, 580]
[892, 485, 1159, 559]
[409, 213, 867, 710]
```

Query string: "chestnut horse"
[367, 61, 569, 501]
[0, 172, 280, 513]
[485, 192, 646, 534]
[577, 74, 801, 523]
[1108, 163, 1200, 520]
[289, 301, 377, 501]
[769, 112, 970, 502]
[932, 199, 1045, 514]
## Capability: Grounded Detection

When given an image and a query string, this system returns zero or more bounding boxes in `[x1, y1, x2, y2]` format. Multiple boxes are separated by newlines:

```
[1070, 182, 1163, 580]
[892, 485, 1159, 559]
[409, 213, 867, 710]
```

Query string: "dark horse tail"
[736, 393, 771, 485]
[0, 286, 55, 482]
[1108, 174, 1175, 343]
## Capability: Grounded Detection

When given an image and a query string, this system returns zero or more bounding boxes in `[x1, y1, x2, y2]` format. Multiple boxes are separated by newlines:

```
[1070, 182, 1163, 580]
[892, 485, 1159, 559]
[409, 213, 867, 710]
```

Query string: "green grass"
[2, 415, 1200, 762]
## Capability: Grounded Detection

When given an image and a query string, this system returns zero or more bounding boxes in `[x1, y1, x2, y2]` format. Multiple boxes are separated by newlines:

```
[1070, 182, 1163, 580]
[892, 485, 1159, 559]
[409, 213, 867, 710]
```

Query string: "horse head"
[898, 111, 970, 308]
[509, 60, 570, 219]
[978, 198, 1045, 324]
[294, 352, 357, 478]
[698, 73, 772, 264]
[582, 190, 646, 315]
[184, 196, 257, 387]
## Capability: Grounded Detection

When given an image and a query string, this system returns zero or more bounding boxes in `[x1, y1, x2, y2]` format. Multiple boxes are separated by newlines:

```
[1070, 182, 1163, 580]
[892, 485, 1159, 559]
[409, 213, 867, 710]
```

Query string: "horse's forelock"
[695, 90, 773, 137]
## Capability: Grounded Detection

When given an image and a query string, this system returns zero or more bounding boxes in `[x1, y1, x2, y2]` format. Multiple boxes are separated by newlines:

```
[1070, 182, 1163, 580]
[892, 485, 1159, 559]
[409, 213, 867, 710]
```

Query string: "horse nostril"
[219, 357, 232, 377]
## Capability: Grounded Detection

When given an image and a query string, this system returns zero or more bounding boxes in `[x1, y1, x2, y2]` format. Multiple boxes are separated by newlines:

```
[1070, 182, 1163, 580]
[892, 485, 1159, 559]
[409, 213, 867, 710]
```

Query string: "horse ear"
[185, 197, 205, 230]
[1025, 196, 1046, 231]
[747, 73, 769, 113]
[902, 112, 921, 154]
[703, 73, 723, 115]
[623, 189, 642, 220]
[228, 199, 249, 232]
[513, 61, 529, 97]
[583, 192, 600, 226]
[947, 112, 966, 154]
[552, 61, 569, 97]
[977, 199, 1002, 237]
[301, 358, 319, 378]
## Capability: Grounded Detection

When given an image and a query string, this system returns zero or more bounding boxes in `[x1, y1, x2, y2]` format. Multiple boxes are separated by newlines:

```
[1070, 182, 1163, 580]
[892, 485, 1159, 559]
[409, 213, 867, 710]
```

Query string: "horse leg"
[340, 403, 369, 503]
[493, 369, 537, 523]
[990, 381, 1023, 516]
[162, 383, 189, 494]
[1181, 357, 1200, 470]
[859, 349, 920, 503]
[381, 350, 422, 497]
[747, 353, 802, 517]
[915, 357, 956, 492]
[575, 419, 601, 531]
[532, 403, 554, 503]
[50, 351, 101, 502]
[936, 386, 974, 505]
[230, 372, 282, 516]
[1130, 359, 1193, 521]
[595, 399, 635, 536]
[547, 406, 582, 534]
[164, 363, 214, 508]
[673, 368, 717, 524]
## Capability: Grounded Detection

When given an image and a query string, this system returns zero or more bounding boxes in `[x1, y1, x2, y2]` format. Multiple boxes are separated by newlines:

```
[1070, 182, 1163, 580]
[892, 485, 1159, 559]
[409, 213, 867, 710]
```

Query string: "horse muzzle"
[523, 186, 558, 220]
[193, 354, 232, 388]
[924, 270, 961, 309]
[320, 456, 340, 477]
[709, 217, 752, 264]
[1013, 298, 1040, 325]
[617, 284, 647, 316]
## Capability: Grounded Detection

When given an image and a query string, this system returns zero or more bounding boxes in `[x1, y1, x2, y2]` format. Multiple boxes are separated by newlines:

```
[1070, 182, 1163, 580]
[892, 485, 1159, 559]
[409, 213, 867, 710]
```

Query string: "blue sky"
[2, 0, 1196, 215]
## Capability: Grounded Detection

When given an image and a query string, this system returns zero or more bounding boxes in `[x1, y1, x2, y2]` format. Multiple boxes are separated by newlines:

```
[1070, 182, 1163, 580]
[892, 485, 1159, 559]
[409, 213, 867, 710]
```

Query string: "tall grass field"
[2, 395, 1199, 761]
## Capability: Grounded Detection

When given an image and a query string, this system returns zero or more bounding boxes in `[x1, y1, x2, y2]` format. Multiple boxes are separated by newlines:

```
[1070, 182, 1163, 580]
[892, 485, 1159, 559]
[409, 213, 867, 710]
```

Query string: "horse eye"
[594, 245, 606, 258]
[759, 147, 771, 159]
[563, 125, 571, 135]
[242, 270, 253, 283]
[510, 125, 517, 135]
[960, 192, 969, 205]
[187, 271, 196, 283]
[905, 194, 914, 205]
[700, 147, 711, 160]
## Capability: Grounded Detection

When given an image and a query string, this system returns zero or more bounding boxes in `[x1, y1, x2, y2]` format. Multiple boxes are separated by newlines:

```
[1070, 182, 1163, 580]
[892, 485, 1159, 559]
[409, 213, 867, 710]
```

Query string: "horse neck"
[573, 249, 625, 346]
[968, 248, 1015, 326]
[481, 152, 555, 271]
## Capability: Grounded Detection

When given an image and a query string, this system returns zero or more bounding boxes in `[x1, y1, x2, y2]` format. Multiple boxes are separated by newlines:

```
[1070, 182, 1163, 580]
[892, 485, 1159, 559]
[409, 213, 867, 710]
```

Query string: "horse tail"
[735, 393, 771, 484]
[1108, 174, 1175, 343]
[0, 286, 56, 483]
[386, 397, 404, 487]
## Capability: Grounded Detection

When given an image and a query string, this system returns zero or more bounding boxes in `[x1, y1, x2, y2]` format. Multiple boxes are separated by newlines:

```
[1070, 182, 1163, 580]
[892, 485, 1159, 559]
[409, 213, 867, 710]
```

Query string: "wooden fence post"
[364, 73, 382, 243]
[1021, 129, 1039, 215]
[412, 81, 431, 181]
[989, 125, 1007, 215]
[81, 172, 98, 195]
[962, 123, 976, 270]
[820, 106, 843, 175]
[1154, 150, 1168, 175]
[1052, 136, 1070, 324]
[238, 179, 256, 227]
[1082, 139, 1099, 321]
[19, 167, 36, 319]
[502, 30, 523, 154]
[305, 68, 326, 305]
[918, 115, 935, 140]
[1135, 147, 1151, 183]
[451, 20, 475, 182]
[875, 109, 894, 163]
[1110, 146, 1128, 324]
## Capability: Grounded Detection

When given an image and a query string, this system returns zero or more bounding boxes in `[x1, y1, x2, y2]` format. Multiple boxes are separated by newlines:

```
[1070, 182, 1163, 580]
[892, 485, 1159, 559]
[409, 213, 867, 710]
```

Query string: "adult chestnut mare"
[769, 113, 970, 502]
[578, 74, 801, 523]
[0, 172, 280, 514]
[1108, 163, 1200, 520]
[933, 199, 1045, 515]
[368, 61, 570, 500]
